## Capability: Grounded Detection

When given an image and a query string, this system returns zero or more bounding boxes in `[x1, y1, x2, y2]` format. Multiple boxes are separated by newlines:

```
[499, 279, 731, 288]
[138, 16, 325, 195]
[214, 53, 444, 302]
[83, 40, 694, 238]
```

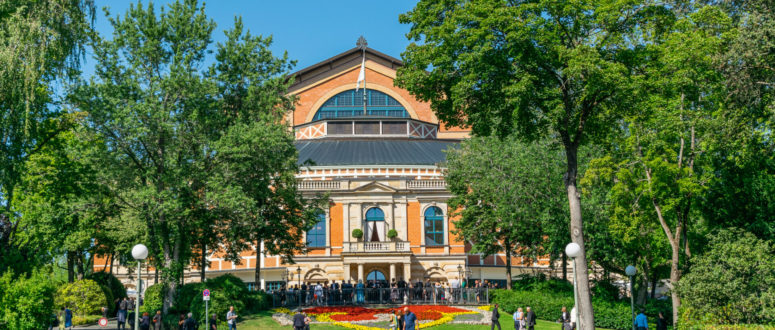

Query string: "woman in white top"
[513, 307, 524, 330]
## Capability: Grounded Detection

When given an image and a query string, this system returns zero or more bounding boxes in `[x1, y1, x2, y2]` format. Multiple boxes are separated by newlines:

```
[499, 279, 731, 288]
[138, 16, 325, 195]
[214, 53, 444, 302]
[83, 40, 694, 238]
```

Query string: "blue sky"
[83, 0, 417, 76]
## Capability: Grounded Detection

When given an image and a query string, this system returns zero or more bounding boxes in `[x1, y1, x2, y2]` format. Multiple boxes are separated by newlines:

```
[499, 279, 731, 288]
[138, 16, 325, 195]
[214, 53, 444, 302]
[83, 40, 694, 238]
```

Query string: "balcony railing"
[343, 241, 411, 253]
[297, 180, 342, 191]
[407, 180, 446, 189]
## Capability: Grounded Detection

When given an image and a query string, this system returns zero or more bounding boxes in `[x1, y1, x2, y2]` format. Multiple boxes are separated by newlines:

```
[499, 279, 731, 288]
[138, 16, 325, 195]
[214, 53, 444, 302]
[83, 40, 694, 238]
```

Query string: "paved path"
[72, 318, 120, 329]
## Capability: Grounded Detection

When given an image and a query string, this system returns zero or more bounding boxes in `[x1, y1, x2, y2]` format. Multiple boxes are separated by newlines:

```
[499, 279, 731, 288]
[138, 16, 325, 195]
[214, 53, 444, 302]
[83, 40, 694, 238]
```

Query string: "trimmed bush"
[140, 283, 165, 315]
[387, 229, 398, 239]
[0, 271, 57, 330]
[55, 279, 108, 316]
[352, 228, 363, 239]
[72, 315, 102, 326]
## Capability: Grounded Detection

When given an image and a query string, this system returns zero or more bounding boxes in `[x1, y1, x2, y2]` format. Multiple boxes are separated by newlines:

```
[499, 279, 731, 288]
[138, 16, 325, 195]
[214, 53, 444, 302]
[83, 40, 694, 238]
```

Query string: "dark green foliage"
[352, 229, 363, 239]
[0, 271, 57, 330]
[678, 229, 775, 326]
[171, 274, 268, 323]
[387, 229, 398, 239]
[591, 279, 622, 302]
[87, 272, 127, 313]
[512, 274, 573, 293]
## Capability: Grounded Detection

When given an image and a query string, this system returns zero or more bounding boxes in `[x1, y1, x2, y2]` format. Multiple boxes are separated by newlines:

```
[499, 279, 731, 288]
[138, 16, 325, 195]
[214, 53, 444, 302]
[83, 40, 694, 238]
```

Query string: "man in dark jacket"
[293, 312, 307, 330]
[491, 303, 501, 330]
[183, 312, 197, 330]
[525, 307, 536, 330]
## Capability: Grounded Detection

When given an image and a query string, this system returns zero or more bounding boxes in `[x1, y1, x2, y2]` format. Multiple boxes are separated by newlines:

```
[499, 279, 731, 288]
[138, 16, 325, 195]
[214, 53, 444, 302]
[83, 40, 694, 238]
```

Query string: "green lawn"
[237, 309, 573, 330]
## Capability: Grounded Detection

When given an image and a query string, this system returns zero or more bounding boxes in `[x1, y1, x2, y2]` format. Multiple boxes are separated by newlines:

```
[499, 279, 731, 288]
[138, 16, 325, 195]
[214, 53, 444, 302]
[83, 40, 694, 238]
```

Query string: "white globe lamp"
[131, 243, 148, 330]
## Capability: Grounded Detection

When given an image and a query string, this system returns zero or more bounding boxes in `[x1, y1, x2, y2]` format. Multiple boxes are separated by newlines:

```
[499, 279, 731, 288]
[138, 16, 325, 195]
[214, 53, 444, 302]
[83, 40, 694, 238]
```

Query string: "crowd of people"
[273, 277, 499, 307]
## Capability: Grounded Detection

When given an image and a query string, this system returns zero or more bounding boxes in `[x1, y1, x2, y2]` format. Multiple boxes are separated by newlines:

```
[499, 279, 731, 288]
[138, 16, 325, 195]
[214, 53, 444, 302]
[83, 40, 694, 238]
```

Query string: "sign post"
[203, 289, 210, 329]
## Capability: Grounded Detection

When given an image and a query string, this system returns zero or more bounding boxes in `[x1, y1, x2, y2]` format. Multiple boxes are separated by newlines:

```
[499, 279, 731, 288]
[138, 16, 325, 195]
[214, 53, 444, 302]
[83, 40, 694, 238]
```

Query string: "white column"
[344, 264, 351, 282]
[390, 263, 396, 282]
[357, 264, 364, 282]
[403, 263, 411, 282]
[326, 207, 331, 256]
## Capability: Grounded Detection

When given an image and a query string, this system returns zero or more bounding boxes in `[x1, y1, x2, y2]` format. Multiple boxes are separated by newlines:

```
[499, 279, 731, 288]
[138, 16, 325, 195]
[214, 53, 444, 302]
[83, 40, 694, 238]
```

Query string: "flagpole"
[362, 47, 367, 116]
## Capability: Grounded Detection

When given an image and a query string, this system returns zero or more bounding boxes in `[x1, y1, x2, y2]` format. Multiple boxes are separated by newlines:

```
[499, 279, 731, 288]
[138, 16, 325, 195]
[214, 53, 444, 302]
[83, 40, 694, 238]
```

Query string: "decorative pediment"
[353, 181, 397, 193]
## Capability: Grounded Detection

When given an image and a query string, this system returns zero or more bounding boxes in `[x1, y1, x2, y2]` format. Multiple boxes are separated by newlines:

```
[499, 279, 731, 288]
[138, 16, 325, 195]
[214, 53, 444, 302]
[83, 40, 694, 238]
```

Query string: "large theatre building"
[95, 44, 551, 291]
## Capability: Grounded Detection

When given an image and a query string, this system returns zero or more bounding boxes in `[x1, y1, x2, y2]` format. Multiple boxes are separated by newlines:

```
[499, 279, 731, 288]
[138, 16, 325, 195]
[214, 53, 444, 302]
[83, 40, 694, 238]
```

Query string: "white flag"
[355, 53, 365, 91]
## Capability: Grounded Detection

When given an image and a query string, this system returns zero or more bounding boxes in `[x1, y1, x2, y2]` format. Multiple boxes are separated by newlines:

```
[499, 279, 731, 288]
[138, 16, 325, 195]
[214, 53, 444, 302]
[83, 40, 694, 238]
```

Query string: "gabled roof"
[288, 47, 403, 93]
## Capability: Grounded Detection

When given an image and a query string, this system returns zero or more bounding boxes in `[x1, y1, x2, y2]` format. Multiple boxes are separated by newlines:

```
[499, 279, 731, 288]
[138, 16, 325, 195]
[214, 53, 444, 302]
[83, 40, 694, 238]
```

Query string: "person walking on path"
[559, 306, 571, 330]
[63, 307, 73, 330]
[227, 305, 238, 330]
[356, 280, 365, 304]
[117, 298, 128, 330]
[183, 312, 197, 330]
[656, 311, 668, 330]
[403, 306, 417, 330]
[525, 307, 536, 330]
[490, 303, 502, 330]
[140, 312, 151, 330]
[152, 310, 162, 330]
[513, 307, 524, 330]
[293, 312, 306, 330]
[209, 314, 217, 330]
[635, 308, 649, 330]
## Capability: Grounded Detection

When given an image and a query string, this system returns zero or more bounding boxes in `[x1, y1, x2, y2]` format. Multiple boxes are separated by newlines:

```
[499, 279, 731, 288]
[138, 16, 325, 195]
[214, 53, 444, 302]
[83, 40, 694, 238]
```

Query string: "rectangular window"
[355, 121, 379, 134]
[307, 214, 326, 248]
[328, 122, 353, 135]
[382, 121, 406, 135]
[425, 219, 444, 246]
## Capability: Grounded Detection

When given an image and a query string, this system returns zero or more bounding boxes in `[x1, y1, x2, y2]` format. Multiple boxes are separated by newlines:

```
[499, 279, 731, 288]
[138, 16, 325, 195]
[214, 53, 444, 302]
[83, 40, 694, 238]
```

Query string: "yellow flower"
[477, 305, 493, 311]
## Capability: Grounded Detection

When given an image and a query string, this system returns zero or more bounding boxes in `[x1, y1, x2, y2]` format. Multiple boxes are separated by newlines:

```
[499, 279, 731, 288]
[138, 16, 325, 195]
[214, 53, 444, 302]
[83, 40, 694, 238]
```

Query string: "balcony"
[296, 180, 344, 191]
[407, 180, 446, 190]
[343, 241, 411, 253]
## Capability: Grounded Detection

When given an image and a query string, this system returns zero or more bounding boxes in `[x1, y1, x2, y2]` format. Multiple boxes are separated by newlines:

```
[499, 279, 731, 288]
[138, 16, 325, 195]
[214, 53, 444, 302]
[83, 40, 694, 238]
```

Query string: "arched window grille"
[365, 207, 385, 221]
[312, 89, 410, 120]
[307, 210, 326, 247]
[424, 206, 444, 246]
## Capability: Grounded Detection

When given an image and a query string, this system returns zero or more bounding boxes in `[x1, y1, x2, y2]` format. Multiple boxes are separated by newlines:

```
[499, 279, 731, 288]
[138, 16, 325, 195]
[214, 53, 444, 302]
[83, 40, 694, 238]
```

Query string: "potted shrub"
[351, 228, 363, 240]
[387, 229, 398, 240]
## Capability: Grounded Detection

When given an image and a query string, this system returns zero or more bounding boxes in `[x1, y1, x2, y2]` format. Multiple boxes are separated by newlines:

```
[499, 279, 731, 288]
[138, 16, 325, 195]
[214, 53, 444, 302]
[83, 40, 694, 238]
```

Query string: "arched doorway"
[364, 207, 385, 242]
[366, 270, 387, 286]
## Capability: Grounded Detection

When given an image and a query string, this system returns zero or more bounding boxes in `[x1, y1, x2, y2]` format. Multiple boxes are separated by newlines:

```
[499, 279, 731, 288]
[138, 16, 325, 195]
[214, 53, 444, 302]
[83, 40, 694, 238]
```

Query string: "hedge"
[72, 314, 102, 326]
[491, 289, 671, 330]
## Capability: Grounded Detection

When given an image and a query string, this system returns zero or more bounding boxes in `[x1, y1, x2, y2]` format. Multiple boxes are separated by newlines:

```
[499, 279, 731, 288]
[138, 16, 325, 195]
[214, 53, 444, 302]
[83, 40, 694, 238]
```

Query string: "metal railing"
[270, 287, 490, 307]
[297, 180, 342, 191]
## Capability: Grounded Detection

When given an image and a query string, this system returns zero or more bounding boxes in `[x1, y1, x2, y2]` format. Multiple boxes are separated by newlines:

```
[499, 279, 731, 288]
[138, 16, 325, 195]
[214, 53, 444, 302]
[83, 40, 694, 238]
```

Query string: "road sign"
[203, 289, 210, 297]
[203, 295, 210, 301]
[98, 318, 108, 327]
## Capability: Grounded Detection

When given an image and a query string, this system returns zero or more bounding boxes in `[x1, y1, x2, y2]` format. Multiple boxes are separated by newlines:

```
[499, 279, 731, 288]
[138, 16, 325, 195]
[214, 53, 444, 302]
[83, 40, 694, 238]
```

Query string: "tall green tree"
[585, 5, 733, 324]
[0, 0, 94, 273]
[445, 136, 567, 289]
[396, 1, 658, 326]
[71, 0, 316, 311]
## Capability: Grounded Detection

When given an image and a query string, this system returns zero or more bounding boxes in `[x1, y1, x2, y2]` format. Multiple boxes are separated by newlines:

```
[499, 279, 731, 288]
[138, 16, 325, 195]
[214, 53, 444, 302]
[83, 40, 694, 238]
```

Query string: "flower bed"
[273, 305, 482, 329]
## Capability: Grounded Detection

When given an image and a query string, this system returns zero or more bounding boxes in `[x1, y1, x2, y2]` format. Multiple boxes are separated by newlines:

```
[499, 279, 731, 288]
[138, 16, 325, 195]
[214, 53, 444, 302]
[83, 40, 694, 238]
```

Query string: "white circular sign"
[99, 318, 108, 327]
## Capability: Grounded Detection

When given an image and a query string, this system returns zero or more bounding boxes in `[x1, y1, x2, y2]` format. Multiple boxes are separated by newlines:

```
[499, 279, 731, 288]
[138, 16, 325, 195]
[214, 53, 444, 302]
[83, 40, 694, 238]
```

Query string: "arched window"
[367, 270, 386, 282]
[312, 89, 410, 120]
[365, 207, 384, 221]
[424, 206, 444, 246]
[307, 210, 326, 248]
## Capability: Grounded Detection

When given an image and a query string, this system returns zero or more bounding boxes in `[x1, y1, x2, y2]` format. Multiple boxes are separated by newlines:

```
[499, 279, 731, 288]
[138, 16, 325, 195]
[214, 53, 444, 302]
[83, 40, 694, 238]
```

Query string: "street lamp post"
[625, 265, 637, 330]
[297, 266, 302, 287]
[131, 244, 148, 330]
[565, 243, 582, 330]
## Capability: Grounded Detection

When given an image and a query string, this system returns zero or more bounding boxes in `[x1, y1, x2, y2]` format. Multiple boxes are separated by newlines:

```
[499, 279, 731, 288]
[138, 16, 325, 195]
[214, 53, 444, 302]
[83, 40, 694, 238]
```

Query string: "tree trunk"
[636, 277, 648, 305]
[254, 241, 262, 290]
[650, 275, 658, 299]
[505, 241, 512, 290]
[76, 253, 85, 280]
[563, 144, 595, 329]
[155, 267, 159, 285]
[562, 252, 568, 281]
[67, 251, 75, 283]
[109, 252, 114, 274]
[669, 241, 681, 326]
